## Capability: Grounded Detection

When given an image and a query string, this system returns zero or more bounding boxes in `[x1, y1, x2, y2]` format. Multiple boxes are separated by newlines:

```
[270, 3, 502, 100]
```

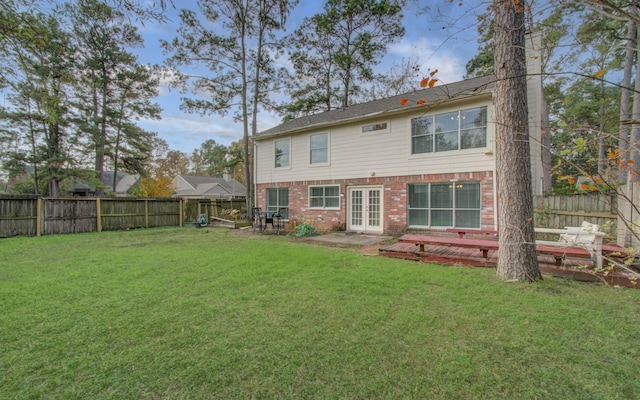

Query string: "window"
[362, 122, 388, 133]
[310, 133, 328, 164]
[309, 185, 340, 209]
[407, 182, 480, 228]
[412, 106, 487, 154]
[266, 188, 288, 219]
[275, 139, 290, 168]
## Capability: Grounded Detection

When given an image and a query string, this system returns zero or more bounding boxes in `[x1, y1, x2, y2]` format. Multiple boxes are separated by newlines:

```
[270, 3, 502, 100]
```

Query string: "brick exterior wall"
[256, 171, 495, 235]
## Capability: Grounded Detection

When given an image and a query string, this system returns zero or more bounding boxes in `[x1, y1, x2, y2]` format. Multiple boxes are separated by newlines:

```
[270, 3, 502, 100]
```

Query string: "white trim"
[309, 132, 330, 166]
[308, 184, 341, 210]
[274, 138, 291, 170]
[346, 185, 384, 234]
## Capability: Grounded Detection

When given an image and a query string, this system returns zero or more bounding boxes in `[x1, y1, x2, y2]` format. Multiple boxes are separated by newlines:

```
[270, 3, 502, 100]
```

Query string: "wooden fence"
[1, 193, 631, 242]
[533, 193, 617, 232]
[0, 196, 183, 237]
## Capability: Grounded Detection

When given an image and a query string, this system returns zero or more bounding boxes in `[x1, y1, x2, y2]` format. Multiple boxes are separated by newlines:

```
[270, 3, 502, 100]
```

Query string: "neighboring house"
[253, 34, 543, 235]
[172, 174, 246, 200]
[69, 171, 140, 197]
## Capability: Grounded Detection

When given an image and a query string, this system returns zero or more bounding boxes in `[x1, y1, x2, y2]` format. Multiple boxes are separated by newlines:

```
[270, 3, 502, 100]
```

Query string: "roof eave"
[255, 89, 493, 140]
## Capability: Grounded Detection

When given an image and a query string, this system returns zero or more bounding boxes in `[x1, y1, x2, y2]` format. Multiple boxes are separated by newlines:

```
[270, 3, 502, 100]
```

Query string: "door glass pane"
[368, 189, 380, 227]
[351, 191, 362, 226]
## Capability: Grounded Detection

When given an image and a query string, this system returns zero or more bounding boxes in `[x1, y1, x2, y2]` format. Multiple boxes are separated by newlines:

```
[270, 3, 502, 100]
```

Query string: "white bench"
[535, 221, 606, 269]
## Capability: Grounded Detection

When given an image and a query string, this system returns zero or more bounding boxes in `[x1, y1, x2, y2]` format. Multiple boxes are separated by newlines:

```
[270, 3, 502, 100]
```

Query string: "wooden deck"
[380, 234, 631, 270]
[379, 234, 637, 287]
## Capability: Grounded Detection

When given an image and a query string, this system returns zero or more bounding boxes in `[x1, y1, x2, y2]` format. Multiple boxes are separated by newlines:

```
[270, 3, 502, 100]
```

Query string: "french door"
[347, 186, 383, 234]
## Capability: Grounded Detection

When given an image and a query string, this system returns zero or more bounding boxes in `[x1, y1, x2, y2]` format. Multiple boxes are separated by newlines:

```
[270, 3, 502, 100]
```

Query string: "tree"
[109, 64, 161, 190]
[191, 139, 229, 177]
[162, 0, 296, 212]
[361, 57, 421, 101]
[493, 0, 542, 282]
[284, 0, 405, 118]
[68, 0, 160, 196]
[130, 174, 173, 197]
[0, 8, 75, 196]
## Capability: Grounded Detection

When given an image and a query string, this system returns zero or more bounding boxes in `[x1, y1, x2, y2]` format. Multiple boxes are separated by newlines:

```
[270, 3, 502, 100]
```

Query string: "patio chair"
[252, 207, 264, 233]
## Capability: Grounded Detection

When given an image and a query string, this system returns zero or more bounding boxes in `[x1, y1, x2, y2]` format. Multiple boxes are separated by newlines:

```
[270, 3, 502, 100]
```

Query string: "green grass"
[1, 227, 639, 399]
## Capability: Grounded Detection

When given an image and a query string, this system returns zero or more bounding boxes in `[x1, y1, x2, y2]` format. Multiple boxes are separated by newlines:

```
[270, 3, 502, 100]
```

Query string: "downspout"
[253, 141, 258, 209]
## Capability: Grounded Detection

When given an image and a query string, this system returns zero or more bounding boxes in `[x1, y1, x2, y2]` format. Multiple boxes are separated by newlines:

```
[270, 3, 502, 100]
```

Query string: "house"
[69, 171, 140, 197]
[172, 174, 247, 200]
[252, 33, 543, 235]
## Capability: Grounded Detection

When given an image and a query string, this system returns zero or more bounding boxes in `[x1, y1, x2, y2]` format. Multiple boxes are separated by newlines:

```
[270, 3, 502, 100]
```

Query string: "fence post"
[179, 199, 183, 227]
[145, 199, 149, 228]
[36, 198, 42, 237]
[96, 198, 102, 232]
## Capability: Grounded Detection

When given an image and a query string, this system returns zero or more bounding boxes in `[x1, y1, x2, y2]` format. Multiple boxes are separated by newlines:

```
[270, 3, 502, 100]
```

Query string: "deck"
[379, 234, 636, 287]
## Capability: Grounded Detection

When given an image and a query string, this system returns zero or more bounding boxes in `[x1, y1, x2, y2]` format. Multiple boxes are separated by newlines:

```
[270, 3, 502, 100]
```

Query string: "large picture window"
[407, 182, 481, 228]
[310, 133, 328, 164]
[266, 188, 289, 219]
[309, 185, 340, 209]
[275, 139, 290, 168]
[412, 106, 487, 154]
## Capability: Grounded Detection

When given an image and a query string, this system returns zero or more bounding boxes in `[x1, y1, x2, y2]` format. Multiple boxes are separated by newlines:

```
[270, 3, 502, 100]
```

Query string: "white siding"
[255, 96, 495, 184]
[526, 31, 544, 195]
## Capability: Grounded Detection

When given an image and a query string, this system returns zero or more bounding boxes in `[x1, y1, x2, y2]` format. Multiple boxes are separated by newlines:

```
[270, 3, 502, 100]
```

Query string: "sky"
[132, 1, 485, 155]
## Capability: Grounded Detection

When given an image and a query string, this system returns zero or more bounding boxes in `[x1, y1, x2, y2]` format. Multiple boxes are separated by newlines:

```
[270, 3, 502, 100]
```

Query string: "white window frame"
[407, 182, 481, 228]
[411, 106, 487, 155]
[309, 132, 329, 166]
[266, 187, 289, 218]
[309, 185, 341, 210]
[274, 138, 291, 169]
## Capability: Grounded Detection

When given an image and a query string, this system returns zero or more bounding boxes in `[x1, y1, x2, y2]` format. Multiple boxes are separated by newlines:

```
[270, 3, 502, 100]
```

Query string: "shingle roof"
[257, 74, 495, 139]
[177, 175, 246, 197]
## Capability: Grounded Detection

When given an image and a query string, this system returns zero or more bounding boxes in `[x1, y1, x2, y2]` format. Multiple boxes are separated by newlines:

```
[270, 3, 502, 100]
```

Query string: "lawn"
[1, 227, 639, 399]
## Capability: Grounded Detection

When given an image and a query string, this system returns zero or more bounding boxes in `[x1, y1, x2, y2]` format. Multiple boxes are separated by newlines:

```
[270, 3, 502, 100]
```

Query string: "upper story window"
[310, 133, 328, 164]
[362, 122, 388, 133]
[411, 106, 487, 154]
[275, 139, 290, 168]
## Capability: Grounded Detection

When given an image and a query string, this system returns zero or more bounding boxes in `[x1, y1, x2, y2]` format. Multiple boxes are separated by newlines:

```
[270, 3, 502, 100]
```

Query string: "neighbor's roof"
[257, 74, 495, 139]
[177, 175, 246, 197]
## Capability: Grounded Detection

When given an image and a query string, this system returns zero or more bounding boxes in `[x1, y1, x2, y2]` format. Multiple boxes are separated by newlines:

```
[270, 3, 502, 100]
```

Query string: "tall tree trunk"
[493, 0, 541, 282]
[619, 4, 636, 183]
[239, 8, 251, 213]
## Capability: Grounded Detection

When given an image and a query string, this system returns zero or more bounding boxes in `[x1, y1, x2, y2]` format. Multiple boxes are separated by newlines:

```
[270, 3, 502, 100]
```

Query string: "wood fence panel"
[0, 196, 182, 237]
[42, 198, 97, 235]
[100, 199, 149, 231]
[146, 199, 181, 227]
[534, 193, 617, 236]
[0, 197, 38, 237]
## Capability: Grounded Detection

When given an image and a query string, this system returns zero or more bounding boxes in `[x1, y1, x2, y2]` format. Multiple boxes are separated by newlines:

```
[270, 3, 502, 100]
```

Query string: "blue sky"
[133, 1, 484, 154]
